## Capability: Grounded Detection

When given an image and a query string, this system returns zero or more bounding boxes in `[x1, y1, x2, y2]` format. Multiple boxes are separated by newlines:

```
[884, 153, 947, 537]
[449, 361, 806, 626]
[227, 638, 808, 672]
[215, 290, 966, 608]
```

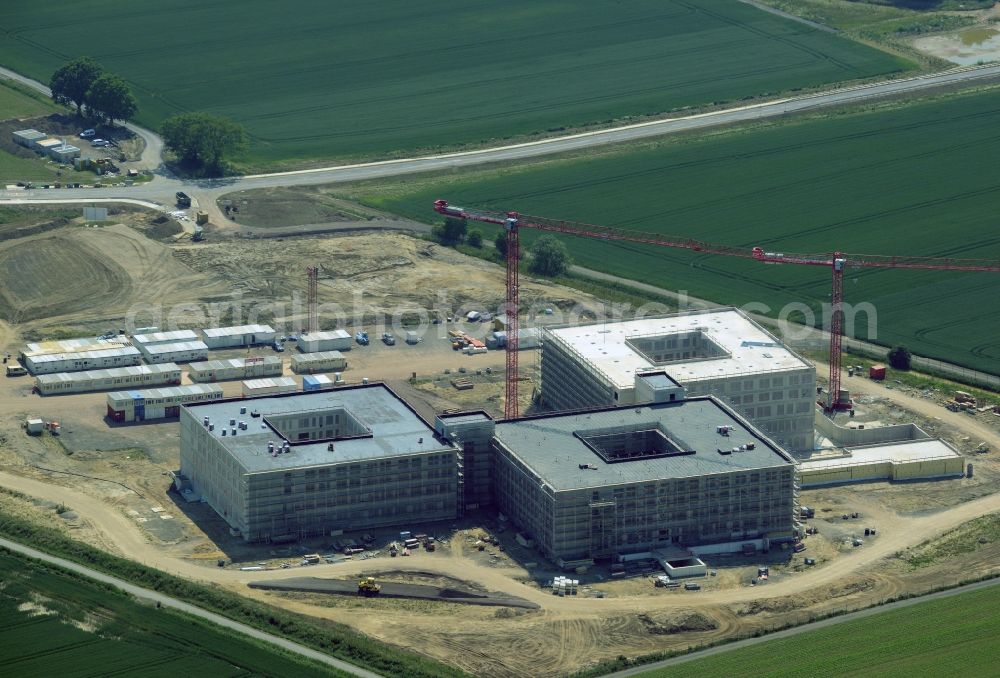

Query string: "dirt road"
[834, 363, 1000, 450]
[0, 470, 997, 615]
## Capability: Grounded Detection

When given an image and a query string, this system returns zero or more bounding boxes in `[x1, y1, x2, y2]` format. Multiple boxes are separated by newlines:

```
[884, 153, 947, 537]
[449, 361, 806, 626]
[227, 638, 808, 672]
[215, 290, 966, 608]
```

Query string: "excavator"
[357, 576, 381, 596]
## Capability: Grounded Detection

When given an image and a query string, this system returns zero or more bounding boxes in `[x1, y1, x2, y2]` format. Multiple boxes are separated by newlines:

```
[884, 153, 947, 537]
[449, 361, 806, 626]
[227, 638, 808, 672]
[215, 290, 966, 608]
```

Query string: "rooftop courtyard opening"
[263, 406, 371, 443]
[626, 330, 730, 365]
[575, 424, 695, 463]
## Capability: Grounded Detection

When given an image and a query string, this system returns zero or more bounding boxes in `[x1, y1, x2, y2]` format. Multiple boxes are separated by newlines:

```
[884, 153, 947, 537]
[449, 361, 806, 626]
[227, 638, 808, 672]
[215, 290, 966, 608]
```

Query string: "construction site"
[1, 203, 1000, 677]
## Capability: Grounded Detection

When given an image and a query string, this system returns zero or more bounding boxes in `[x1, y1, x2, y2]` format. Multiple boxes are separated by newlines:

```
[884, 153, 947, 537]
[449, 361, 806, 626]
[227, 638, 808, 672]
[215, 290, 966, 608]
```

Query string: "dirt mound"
[636, 610, 718, 634]
[732, 595, 805, 617]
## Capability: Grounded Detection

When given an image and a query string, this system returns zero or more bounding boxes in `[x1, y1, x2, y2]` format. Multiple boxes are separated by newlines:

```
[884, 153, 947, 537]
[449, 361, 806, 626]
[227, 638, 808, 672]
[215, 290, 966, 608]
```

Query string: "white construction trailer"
[25, 347, 143, 375]
[201, 325, 276, 349]
[35, 363, 182, 396]
[106, 384, 224, 423]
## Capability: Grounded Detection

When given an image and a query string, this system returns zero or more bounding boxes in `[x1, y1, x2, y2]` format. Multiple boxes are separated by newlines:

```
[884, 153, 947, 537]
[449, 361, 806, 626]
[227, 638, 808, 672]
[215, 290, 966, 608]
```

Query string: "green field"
[0, 78, 58, 119]
[0, 548, 346, 677]
[355, 88, 1000, 375]
[0, 0, 908, 168]
[635, 582, 1000, 677]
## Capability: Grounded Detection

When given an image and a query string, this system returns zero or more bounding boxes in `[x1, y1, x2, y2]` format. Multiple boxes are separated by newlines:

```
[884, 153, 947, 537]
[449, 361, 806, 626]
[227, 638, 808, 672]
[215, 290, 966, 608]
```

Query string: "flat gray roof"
[184, 383, 453, 473]
[495, 397, 793, 491]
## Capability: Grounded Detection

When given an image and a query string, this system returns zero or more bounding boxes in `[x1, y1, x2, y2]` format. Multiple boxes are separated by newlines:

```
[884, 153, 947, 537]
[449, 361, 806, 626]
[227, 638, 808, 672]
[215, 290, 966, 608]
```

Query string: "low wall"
[799, 455, 964, 487]
[815, 413, 929, 448]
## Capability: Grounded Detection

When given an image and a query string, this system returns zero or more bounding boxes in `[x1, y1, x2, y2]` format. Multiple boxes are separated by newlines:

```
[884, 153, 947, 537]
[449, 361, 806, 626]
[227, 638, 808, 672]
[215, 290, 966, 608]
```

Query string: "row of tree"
[433, 217, 570, 276]
[50, 57, 137, 125]
[50, 57, 247, 174]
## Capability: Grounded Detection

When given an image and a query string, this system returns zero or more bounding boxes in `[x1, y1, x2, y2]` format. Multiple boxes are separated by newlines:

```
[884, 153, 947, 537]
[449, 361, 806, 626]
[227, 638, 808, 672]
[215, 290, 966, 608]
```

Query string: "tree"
[529, 236, 570, 276]
[50, 57, 103, 114]
[467, 228, 483, 248]
[161, 112, 249, 174]
[887, 345, 912, 370]
[86, 74, 138, 125]
[431, 216, 467, 245]
[494, 229, 509, 259]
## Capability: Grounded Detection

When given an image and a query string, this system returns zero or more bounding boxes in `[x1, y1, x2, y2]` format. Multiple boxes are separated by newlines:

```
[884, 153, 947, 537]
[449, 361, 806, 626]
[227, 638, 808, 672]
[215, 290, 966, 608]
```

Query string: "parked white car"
[79, 128, 96, 138]
[90, 139, 110, 147]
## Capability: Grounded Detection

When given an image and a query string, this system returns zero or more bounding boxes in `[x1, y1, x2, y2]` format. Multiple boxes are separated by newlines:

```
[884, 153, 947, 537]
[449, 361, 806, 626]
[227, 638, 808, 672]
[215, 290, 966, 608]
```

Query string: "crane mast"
[435, 200, 1000, 417]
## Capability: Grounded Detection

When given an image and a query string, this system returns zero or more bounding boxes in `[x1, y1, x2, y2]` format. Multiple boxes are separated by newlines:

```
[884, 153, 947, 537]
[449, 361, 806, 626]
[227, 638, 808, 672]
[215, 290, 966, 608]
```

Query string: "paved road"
[4, 63, 1000, 213]
[0, 536, 382, 678]
[0, 65, 164, 171]
[604, 576, 1000, 677]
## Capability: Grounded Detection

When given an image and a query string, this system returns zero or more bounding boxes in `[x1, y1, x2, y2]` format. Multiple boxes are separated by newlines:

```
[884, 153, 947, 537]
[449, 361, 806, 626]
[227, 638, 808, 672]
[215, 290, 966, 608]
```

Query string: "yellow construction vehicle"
[357, 576, 381, 596]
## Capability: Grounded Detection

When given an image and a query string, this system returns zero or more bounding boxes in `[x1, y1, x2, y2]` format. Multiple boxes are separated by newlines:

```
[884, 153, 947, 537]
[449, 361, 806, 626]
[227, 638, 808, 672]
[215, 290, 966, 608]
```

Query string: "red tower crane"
[749, 248, 1000, 410]
[306, 266, 319, 335]
[433, 200, 1000, 417]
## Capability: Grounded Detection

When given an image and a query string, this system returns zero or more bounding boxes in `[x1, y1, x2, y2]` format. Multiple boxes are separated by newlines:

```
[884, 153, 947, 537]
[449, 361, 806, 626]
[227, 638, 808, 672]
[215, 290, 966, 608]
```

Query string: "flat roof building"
[107, 384, 224, 423]
[290, 351, 347, 374]
[541, 308, 816, 450]
[242, 376, 298, 397]
[12, 129, 45, 148]
[131, 330, 199, 346]
[35, 363, 181, 395]
[188, 356, 283, 382]
[22, 336, 130, 360]
[24, 346, 142, 375]
[492, 395, 798, 565]
[137, 340, 209, 364]
[179, 384, 460, 542]
[298, 330, 352, 353]
[798, 439, 964, 487]
[201, 325, 276, 349]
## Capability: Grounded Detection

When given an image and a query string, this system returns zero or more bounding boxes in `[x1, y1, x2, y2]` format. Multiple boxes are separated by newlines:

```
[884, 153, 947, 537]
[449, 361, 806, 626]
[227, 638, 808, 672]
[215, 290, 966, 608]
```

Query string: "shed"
[131, 330, 199, 346]
[48, 144, 80, 163]
[187, 356, 283, 382]
[298, 330, 352, 353]
[106, 384, 224, 423]
[290, 351, 346, 374]
[12, 129, 45, 148]
[35, 138, 62, 153]
[201, 324, 276, 349]
[24, 347, 142, 375]
[137, 340, 209, 364]
[869, 364, 887, 381]
[302, 374, 335, 392]
[242, 376, 297, 397]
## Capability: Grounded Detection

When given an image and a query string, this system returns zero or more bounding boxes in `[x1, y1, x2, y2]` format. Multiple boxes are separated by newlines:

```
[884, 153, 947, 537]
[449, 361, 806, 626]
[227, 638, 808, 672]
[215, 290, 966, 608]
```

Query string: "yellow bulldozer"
[357, 576, 381, 596]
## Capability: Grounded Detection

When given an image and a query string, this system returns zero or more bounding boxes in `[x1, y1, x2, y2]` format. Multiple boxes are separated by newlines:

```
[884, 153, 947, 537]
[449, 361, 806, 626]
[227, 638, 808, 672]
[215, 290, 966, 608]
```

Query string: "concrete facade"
[179, 384, 460, 542]
[540, 309, 816, 451]
[492, 396, 798, 565]
[435, 412, 497, 510]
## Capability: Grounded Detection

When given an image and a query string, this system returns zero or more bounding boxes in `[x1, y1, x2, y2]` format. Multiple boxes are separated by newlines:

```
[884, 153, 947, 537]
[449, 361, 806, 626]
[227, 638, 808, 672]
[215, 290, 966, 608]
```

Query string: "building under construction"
[178, 384, 460, 542]
[540, 309, 816, 451]
[490, 393, 799, 566]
